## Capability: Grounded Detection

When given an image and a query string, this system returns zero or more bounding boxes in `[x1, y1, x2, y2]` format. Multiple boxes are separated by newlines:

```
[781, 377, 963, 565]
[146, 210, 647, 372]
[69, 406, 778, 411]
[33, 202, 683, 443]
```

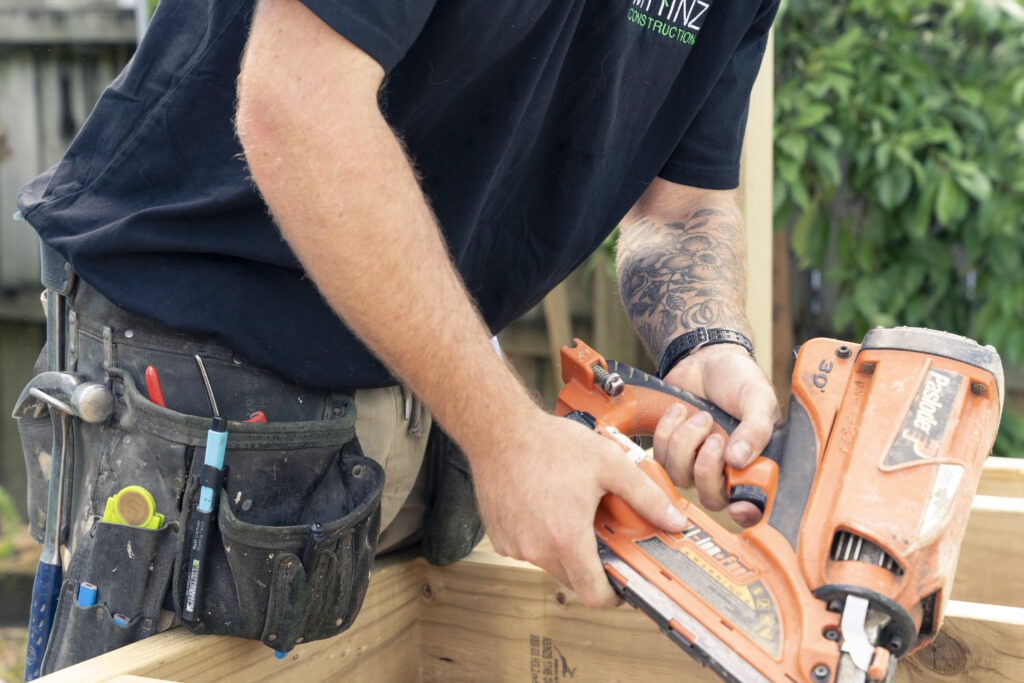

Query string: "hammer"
[13, 371, 113, 680]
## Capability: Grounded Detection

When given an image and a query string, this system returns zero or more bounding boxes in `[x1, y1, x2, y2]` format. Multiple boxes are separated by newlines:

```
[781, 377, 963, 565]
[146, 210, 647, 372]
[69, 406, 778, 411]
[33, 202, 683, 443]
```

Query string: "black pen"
[301, 522, 324, 577]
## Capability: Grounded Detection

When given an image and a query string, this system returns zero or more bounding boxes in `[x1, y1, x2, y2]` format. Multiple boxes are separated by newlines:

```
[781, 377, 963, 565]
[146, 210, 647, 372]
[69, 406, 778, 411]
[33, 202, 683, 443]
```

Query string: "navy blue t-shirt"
[18, 0, 778, 389]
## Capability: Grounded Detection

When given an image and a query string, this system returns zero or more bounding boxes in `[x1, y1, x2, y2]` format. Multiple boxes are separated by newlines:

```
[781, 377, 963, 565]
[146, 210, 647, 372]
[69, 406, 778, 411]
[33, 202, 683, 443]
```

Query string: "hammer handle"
[24, 558, 61, 680]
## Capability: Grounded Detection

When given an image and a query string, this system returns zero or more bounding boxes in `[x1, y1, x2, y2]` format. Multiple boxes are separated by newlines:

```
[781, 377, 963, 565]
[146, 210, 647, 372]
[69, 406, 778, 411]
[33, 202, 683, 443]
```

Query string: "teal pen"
[182, 355, 228, 622]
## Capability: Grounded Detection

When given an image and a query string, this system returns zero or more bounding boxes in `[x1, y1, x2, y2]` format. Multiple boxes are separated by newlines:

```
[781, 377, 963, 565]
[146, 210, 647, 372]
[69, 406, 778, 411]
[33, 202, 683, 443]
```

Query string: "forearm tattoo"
[617, 208, 749, 360]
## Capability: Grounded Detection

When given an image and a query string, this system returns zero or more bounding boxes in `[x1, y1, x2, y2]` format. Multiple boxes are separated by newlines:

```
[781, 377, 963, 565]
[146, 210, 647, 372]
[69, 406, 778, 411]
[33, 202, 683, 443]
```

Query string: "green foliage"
[995, 410, 1024, 458]
[774, 0, 1024, 455]
[775, 0, 1024, 351]
[0, 485, 18, 558]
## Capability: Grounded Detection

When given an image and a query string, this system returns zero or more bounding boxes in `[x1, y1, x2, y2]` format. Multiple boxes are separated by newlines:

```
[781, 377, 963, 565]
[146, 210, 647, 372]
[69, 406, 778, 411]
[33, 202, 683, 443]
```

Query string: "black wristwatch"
[657, 327, 754, 379]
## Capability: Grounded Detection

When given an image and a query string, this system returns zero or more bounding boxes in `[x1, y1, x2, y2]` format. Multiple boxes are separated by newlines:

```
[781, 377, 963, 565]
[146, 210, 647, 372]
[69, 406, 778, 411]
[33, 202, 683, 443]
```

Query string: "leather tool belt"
[16, 266, 383, 674]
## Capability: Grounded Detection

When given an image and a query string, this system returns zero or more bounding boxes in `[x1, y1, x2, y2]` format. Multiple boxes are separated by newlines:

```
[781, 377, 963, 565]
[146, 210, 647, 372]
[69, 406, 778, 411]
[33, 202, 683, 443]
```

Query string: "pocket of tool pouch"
[110, 367, 384, 651]
[172, 423, 384, 652]
[42, 521, 177, 674]
[16, 410, 53, 543]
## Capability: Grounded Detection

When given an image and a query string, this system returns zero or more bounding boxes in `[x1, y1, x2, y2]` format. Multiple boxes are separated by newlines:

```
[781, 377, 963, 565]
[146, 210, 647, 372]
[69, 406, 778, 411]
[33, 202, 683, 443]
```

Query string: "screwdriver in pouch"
[182, 355, 228, 622]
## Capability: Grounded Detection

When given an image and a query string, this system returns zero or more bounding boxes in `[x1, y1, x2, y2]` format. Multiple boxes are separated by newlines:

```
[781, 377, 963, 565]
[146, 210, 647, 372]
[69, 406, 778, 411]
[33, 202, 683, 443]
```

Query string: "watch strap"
[657, 327, 754, 378]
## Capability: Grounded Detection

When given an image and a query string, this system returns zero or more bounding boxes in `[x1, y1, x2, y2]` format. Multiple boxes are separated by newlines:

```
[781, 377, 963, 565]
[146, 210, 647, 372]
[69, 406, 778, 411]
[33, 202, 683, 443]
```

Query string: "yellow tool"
[102, 486, 164, 530]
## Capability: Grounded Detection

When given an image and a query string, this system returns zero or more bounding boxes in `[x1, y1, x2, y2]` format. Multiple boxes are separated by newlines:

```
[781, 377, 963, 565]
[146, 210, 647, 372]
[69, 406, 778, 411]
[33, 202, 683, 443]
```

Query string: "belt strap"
[39, 242, 76, 373]
[40, 242, 75, 296]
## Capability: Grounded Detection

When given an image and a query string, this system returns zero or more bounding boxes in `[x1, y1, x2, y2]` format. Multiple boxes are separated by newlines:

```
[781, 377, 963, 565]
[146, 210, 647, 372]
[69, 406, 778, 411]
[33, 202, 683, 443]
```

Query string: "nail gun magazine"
[555, 327, 1002, 683]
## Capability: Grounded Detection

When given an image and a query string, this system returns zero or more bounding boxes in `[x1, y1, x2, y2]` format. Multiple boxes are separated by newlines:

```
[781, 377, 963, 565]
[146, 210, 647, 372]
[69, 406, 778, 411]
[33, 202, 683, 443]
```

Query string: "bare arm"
[617, 179, 779, 522]
[236, 0, 688, 606]
[236, 0, 532, 450]
[619, 183, 752, 355]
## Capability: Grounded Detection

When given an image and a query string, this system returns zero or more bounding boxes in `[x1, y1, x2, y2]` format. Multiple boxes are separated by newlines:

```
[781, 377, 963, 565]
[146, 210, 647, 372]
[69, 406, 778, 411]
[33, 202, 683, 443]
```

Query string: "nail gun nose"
[12, 371, 114, 424]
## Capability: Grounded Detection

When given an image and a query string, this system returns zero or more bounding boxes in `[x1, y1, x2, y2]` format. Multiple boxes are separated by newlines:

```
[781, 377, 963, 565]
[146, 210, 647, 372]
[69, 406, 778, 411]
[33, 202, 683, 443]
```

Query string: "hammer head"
[12, 371, 114, 424]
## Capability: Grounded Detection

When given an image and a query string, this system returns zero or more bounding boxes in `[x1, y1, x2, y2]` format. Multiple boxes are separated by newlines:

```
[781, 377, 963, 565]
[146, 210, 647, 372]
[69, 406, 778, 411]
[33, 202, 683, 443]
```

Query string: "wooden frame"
[38, 458, 1024, 682]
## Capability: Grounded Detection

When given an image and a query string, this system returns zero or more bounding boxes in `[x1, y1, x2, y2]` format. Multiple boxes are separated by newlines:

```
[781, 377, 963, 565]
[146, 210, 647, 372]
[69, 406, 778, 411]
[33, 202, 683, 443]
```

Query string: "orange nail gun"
[555, 327, 1003, 683]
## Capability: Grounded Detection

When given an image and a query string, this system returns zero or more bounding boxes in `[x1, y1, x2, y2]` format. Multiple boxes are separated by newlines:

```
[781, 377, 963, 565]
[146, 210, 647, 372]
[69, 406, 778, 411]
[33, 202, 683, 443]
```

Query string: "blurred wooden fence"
[0, 0, 136, 517]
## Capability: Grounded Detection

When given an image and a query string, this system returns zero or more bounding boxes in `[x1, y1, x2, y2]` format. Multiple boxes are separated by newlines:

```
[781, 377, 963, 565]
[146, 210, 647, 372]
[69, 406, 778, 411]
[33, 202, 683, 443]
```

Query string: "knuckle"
[693, 445, 724, 479]
[667, 427, 697, 453]
[699, 488, 727, 511]
[691, 451, 712, 477]
[661, 451, 693, 486]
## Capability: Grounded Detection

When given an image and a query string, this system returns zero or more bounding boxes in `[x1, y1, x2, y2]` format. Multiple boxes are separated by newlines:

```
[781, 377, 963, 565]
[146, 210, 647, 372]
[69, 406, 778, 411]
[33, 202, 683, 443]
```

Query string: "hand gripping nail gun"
[555, 327, 1003, 683]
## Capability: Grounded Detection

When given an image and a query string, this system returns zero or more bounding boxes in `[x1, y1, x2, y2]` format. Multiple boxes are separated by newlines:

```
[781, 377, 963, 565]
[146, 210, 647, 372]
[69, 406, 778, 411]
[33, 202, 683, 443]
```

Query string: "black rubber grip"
[728, 484, 768, 513]
[198, 463, 224, 491]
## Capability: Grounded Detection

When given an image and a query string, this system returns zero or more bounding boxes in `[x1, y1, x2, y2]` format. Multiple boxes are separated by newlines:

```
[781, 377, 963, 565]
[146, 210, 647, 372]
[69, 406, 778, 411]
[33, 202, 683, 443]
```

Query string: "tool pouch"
[42, 521, 178, 672]
[30, 364, 186, 675]
[28, 362, 382, 674]
[420, 425, 484, 565]
[171, 413, 383, 653]
[15, 364, 52, 543]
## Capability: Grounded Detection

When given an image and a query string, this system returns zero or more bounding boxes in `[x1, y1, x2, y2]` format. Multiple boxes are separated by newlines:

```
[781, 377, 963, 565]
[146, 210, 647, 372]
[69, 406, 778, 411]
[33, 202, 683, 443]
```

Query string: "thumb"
[603, 456, 689, 532]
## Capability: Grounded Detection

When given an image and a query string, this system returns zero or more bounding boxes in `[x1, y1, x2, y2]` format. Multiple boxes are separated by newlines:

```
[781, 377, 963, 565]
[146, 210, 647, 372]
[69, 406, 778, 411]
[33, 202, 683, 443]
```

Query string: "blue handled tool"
[23, 411, 69, 681]
[13, 372, 114, 681]
[182, 355, 228, 622]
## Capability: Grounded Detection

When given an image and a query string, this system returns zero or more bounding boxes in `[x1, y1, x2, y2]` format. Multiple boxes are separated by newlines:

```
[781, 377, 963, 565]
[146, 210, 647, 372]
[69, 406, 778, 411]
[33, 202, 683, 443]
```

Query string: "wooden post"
[541, 281, 573, 390]
[592, 251, 647, 371]
[739, 30, 775, 378]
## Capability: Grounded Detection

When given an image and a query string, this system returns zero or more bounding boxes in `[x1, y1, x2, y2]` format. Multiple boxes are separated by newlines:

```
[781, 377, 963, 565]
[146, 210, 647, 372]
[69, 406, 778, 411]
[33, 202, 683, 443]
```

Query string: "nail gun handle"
[612, 368, 779, 513]
[556, 341, 780, 514]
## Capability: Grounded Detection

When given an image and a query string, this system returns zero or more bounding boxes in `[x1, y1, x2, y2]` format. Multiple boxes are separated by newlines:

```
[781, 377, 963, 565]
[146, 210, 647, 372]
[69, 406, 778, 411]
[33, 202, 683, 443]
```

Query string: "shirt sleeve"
[297, 0, 438, 72]
[659, 0, 779, 190]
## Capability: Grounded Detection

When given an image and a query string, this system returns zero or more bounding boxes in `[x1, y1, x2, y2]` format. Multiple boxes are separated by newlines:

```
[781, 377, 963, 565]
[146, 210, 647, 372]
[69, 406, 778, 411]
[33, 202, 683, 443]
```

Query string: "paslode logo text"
[913, 370, 950, 434]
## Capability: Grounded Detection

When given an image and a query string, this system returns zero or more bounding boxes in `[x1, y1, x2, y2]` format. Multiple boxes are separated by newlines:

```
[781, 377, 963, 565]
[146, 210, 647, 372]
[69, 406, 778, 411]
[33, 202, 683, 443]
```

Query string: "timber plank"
[541, 281, 573, 390]
[421, 546, 722, 683]
[899, 601, 1024, 682]
[739, 28, 775, 378]
[36, 456, 1023, 682]
[435, 546, 1024, 683]
[35, 544, 1024, 683]
[952, 496, 1024, 608]
[977, 458, 1024, 498]
[38, 555, 422, 683]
